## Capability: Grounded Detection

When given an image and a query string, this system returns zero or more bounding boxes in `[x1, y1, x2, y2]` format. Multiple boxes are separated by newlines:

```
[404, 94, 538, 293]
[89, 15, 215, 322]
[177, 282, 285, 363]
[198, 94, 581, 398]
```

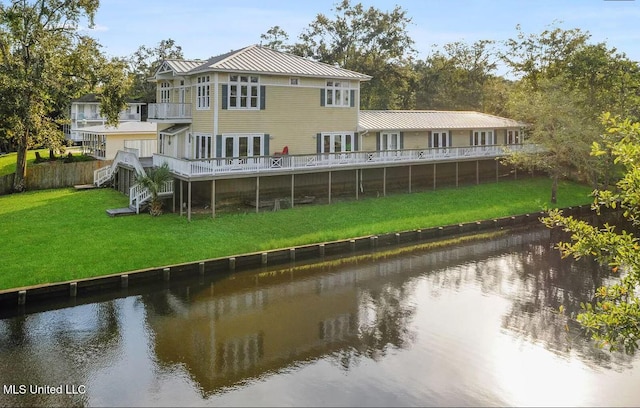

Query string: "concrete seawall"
[0, 205, 599, 310]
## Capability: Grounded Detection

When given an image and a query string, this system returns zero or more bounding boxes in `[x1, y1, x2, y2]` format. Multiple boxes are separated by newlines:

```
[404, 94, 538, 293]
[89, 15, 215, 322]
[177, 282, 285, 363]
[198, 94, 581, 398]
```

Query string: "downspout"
[213, 73, 219, 155]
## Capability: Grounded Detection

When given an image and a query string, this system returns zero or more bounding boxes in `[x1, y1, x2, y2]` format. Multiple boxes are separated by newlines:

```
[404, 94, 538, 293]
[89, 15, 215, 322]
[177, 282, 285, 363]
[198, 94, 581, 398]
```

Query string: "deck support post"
[408, 165, 412, 193]
[433, 163, 437, 190]
[172, 178, 176, 213]
[256, 176, 260, 213]
[328, 171, 332, 204]
[355, 169, 359, 200]
[383, 167, 387, 197]
[456, 162, 459, 188]
[188, 181, 192, 222]
[211, 180, 216, 218]
[179, 180, 183, 217]
[476, 160, 480, 185]
[291, 174, 295, 208]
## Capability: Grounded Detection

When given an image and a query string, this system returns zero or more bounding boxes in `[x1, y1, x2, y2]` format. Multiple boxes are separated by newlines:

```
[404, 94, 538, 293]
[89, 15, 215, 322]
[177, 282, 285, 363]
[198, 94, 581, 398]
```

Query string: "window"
[290, 77, 299, 85]
[223, 134, 265, 157]
[507, 129, 521, 145]
[472, 130, 494, 146]
[194, 133, 213, 159]
[160, 82, 170, 103]
[321, 133, 353, 153]
[325, 80, 350, 107]
[380, 132, 400, 150]
[196, 76, 210, 109]
[229, 75, 259, 109]
[431, 131, 449, 148]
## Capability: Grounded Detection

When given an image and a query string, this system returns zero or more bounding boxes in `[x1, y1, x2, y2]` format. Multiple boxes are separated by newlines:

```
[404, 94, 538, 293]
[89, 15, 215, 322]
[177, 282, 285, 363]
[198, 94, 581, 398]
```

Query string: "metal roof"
[159, 59, 205, 75]
[187, 45, 371, 80]
[159, 124, 189, 135]
[359, 110, 526, 131]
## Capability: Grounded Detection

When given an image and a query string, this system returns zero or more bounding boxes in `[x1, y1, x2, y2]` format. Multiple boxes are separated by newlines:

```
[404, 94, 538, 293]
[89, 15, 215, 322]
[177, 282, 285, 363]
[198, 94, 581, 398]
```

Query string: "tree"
[502, 75, 597, 203]
[135, 163, 172, 216]
[0, 0, 130, 192]
[289, 0, 416, 109]
[414, 40, 498, 111]
[260, 26, 290, 52]
[127, 38, 183, 104]
[543, 114, 640, 354]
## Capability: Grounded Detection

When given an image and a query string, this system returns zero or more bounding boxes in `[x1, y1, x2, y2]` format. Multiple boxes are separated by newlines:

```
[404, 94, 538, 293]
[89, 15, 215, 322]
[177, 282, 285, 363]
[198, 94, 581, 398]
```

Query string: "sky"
[85, 0, 640, 73]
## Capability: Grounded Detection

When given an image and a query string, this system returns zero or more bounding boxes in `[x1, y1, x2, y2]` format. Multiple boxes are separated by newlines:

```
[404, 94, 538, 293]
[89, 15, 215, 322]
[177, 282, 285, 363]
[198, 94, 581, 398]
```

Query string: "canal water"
[1, 226, 640, 407]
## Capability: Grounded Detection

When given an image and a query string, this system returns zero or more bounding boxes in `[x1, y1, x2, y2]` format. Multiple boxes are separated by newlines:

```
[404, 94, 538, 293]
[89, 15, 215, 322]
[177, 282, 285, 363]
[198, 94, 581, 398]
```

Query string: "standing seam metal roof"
[186, 45, 371, 80]
[359, 110, 526, 131]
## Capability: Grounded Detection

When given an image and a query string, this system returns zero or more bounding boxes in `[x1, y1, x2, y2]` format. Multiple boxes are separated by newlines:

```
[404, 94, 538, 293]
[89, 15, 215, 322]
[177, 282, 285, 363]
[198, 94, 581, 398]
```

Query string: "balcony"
[153, 144, 538, 179]
[147, 103, 192, 123]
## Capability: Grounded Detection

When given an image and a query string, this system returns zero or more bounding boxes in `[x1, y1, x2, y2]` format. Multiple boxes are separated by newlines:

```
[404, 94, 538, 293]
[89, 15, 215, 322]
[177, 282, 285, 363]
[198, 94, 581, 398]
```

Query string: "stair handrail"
[129, 180, 174, 214]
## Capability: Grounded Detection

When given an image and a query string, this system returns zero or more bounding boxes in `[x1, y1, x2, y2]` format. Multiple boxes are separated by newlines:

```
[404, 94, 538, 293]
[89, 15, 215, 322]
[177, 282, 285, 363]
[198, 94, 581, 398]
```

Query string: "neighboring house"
[96, 45, 528, 218]
[81, 121, 158, 160]
[65, 93, 146, 145]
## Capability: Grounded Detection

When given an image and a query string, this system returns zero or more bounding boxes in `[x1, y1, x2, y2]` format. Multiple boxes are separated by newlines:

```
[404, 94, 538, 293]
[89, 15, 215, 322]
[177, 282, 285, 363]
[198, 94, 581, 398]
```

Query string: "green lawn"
[0, 177, 594, 290]
[0, 149, 48, 177]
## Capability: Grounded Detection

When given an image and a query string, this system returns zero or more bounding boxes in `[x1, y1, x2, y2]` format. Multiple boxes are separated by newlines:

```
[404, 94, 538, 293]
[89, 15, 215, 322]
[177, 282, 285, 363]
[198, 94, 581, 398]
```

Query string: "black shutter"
[448, 131, 452, 147]
[354, 133, 359, 151]
[376, 132, 381, 151]
[222, 85, 228, 110]
[216, 135, 222, 157]
[350, 90, 355, 107]
[504, 129, 508, 145]
[260, 86, 266, 110]
[400, 132, 404, 149]
[264, 134, 270, 155]
[428, 131, 432, 148]
[469, 130, 473, 146]
[316, 133, 322, 153]
[320, 89, 325, 107]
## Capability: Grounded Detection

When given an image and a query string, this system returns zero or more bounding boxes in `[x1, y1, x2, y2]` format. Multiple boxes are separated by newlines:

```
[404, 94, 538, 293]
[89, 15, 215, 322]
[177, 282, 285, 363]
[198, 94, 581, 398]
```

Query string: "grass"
[0, 177, 594, 291]
[0, 148, 85, 177]
[0, 149, 48, 177]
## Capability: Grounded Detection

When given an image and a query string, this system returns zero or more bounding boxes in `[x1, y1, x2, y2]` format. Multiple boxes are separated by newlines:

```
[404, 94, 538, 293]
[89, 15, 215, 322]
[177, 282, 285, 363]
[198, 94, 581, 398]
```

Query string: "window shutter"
[350, 90, 355, 107]
[448, 132, 452, 147]
[400, 132, 404, 149]
[376, 132, 381, 151]
[504, 130, 508, 145]
[316, 133, 322, 153]
[428, 131, 432, 148]
[216, 135, 222, 157]
[494, 129, 497, 145]
[469, 130, 473, 146]
[260, 86, 266, 110]
[354, 133, 359, 151]
[222, 85, 228, 110]
[264, 134, 270, 155]
[320, 89, 325, 107]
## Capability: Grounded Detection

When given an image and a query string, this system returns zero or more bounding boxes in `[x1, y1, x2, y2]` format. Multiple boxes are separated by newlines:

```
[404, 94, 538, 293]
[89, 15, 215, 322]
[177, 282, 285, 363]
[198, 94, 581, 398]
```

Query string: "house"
[95, 45, 528, 218]
[65, 93, 146, 145]
[80, 121, 158, 161]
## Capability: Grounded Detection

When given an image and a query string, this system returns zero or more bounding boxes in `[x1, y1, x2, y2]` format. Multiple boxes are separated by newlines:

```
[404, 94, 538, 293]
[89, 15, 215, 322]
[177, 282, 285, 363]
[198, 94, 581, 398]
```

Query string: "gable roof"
[186, 45, 371, 80]
[359, 110, 526, 131]
[157, 59, 205, 75]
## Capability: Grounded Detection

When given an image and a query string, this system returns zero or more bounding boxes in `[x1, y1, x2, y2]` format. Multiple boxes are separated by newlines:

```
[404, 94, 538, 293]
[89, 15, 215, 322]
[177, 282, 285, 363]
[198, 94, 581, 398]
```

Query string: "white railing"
[129, 180, 174, 214]
[94, 165, 113, 187]
[153, 144, 538, 178]
[147, 103, 192, 121]
[93, 150, 147, 186]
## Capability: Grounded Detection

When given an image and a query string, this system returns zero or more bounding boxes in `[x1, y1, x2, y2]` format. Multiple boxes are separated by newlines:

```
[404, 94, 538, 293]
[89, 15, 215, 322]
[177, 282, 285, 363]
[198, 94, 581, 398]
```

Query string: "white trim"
[196, 75, 211, 110]
[431, 130, 449, 148]
[221, 133, 265, 158]
[228, 74, 260, 110]
[380, 131, 401, 150]
[213, 73, 219, 139]
[320, 132, 355, 153]
[472, 129, 494, 146]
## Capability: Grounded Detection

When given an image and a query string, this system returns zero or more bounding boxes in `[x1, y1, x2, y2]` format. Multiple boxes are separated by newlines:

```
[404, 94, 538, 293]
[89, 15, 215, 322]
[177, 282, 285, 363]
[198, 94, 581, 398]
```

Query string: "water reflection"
[1, 226, 639, 407]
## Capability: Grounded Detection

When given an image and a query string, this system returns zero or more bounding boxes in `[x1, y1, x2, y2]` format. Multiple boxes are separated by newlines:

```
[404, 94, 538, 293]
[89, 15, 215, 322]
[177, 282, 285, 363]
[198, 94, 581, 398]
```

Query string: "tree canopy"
[0, 0, 131, 191]
[544, 114, 640, 354]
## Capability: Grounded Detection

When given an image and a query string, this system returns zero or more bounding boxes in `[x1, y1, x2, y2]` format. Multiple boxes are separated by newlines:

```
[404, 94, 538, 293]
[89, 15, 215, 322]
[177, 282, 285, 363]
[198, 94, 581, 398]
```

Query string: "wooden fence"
[0, 160, 113, 195]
